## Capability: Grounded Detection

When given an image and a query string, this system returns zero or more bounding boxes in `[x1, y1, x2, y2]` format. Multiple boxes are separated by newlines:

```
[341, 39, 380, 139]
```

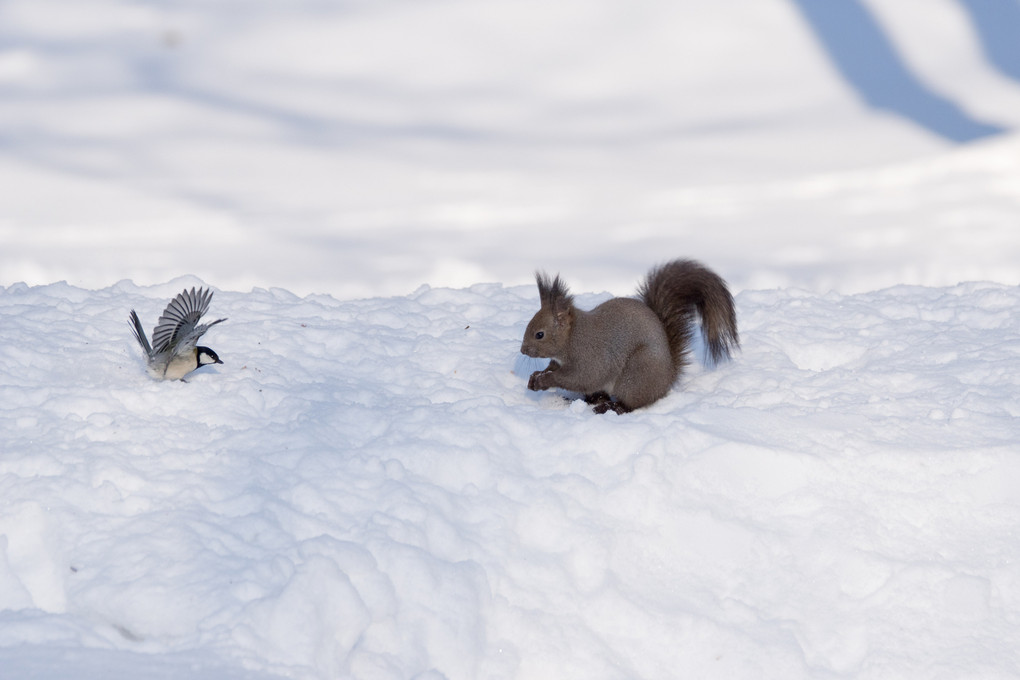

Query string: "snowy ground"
[2, 0, 1020, 678]
[2, 279, 1020, 679]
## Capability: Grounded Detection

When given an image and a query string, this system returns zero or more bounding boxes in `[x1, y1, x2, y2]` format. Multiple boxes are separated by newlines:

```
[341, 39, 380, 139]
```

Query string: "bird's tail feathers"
[129, 310, 153, 356]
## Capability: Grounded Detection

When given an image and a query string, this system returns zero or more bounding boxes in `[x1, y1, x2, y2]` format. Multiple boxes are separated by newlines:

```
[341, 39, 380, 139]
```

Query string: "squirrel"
[520, 259, 739, 414]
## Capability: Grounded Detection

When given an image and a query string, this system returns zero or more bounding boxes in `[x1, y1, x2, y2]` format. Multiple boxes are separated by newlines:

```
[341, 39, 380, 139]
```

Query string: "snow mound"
[1, 279, 1019, 679]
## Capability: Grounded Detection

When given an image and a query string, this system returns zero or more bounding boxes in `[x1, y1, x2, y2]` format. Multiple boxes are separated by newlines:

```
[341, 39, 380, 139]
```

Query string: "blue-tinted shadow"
[956, 0, 1020, 82]
[789, 0, 1006, 142]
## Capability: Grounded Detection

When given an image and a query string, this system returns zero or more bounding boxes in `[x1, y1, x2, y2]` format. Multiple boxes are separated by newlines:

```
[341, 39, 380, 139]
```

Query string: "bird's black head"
[196, 347, 223, 366]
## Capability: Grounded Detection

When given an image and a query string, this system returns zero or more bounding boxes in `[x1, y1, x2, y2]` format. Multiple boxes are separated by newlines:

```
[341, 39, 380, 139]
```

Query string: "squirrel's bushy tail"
[638, 259, 739, 370]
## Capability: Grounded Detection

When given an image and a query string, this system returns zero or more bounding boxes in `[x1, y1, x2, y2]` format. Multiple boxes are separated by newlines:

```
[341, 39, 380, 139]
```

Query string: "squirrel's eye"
[535, 331, 545, 340]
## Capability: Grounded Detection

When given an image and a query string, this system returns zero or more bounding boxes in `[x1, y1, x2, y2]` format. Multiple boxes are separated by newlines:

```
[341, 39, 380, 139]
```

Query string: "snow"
[2, 0, 1020, 678]
[2, 280, 1020, 679]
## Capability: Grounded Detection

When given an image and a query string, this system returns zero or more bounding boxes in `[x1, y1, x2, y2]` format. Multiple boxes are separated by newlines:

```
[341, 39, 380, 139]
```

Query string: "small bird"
[129, 287, 227, 381]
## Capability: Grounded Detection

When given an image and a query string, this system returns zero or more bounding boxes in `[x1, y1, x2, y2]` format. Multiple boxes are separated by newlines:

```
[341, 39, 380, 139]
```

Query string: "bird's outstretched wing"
[151, 287, 218, 354]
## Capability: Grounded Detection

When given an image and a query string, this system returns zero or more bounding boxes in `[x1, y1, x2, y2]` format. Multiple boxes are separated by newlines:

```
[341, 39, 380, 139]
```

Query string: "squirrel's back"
[572, 295, 674, 381]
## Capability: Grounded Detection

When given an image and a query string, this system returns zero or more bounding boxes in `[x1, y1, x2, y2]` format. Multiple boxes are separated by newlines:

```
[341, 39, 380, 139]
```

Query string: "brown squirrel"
[520, 259, 738, 413]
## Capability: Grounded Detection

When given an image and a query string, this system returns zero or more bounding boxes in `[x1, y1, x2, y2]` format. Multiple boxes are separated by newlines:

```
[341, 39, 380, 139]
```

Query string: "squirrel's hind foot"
[590, 396, 632, 415]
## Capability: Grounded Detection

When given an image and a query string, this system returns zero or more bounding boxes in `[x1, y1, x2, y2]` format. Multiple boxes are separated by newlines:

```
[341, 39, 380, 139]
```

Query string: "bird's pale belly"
[154, 352, 199, 381]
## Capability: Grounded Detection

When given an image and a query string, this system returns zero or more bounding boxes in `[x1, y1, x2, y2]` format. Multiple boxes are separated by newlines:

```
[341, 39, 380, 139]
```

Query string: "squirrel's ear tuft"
[536, 271, 572, 308]
[535, 271, 551, 300]
[534, 269, 550, 293]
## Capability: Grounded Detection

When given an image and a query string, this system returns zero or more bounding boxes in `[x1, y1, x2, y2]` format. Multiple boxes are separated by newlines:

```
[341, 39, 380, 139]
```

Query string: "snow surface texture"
[2, 279, 1020, 679]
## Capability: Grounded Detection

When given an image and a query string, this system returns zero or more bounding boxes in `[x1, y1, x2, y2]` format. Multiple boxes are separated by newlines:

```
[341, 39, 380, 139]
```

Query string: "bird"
[129, 287, 227, 381]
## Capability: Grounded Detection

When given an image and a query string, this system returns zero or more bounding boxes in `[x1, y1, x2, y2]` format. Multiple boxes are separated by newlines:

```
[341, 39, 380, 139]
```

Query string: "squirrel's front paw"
[528, 370, 553, 391]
